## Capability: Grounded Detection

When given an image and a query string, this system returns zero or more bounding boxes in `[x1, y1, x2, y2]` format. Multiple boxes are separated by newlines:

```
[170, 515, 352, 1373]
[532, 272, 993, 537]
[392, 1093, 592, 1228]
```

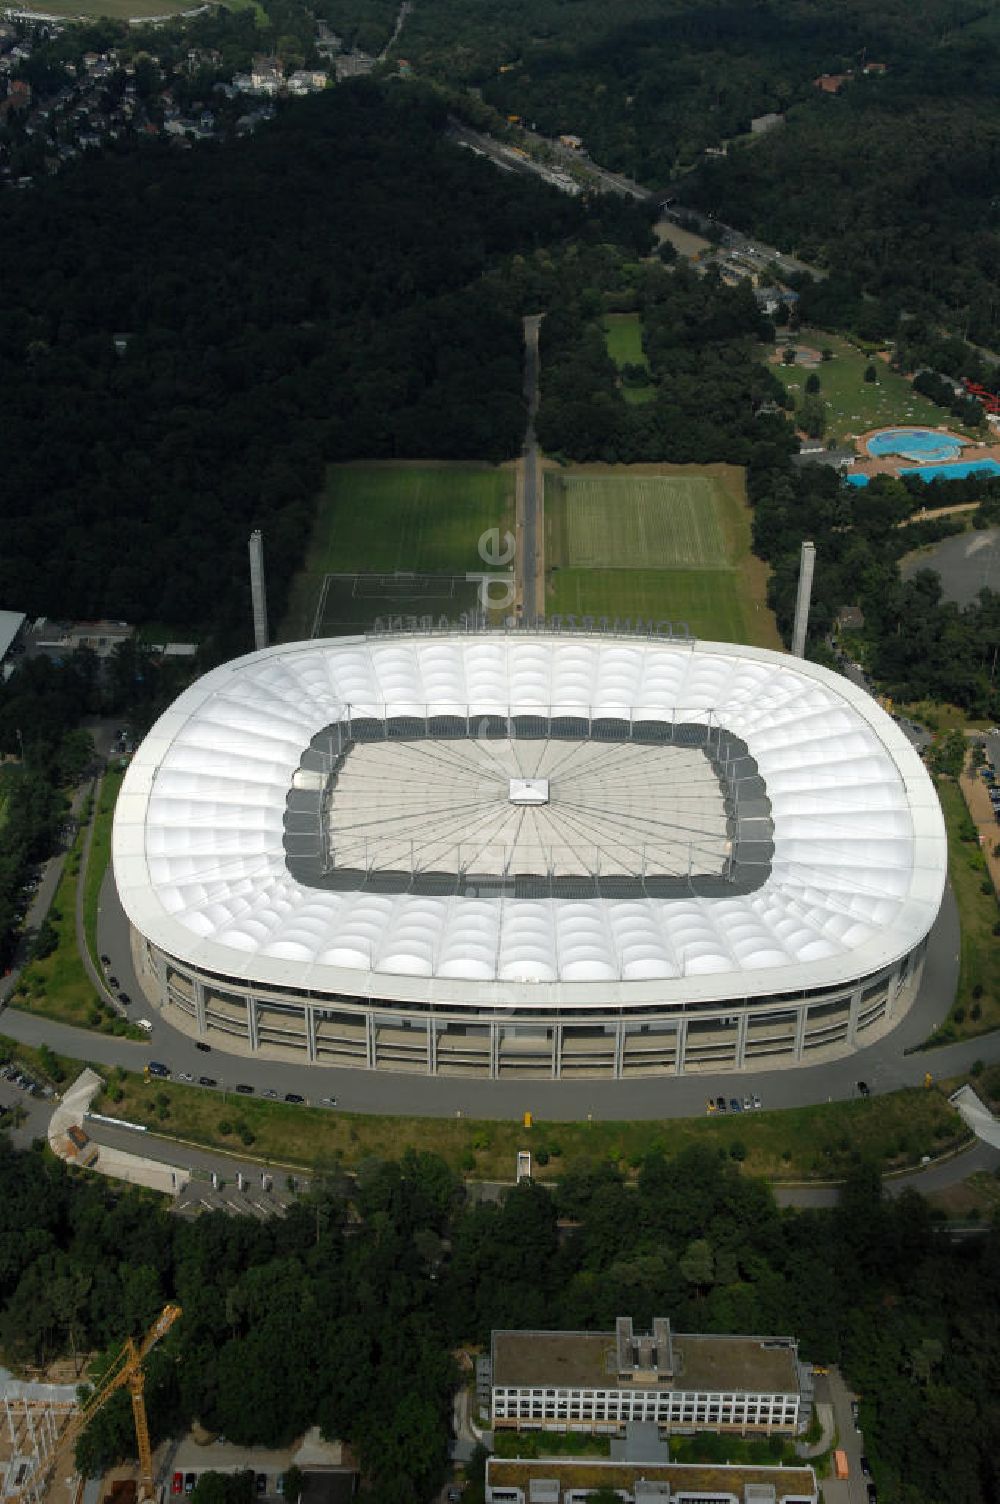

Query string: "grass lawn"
[548, 567, 761, 643]
[83, 768, 125, 969]
[770, 331, 970, 445]
[603, 313, 655, 405]
[281, 461, 515, 640]
[93, 1071, 968, 1184]
[920, 779, 1000, 1045]
[545, 462, 781, 648]
[550, 473, 728, 570]
[14, 0, 195, 14]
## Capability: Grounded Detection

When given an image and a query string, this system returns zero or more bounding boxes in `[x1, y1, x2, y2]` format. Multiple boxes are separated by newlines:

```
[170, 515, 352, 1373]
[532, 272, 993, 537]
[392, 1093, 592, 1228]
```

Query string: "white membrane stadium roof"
[113, 635, 947, 1011]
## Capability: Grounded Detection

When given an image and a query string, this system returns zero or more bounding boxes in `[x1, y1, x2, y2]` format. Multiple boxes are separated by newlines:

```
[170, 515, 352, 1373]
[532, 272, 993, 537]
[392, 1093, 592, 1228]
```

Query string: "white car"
[136, 1018, 154, 1033]
[176, 1071, 194, 1083]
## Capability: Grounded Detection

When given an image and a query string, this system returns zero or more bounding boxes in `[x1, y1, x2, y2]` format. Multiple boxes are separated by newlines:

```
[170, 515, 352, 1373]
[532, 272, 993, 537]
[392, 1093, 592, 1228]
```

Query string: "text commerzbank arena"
[112, 629, 946, 1079]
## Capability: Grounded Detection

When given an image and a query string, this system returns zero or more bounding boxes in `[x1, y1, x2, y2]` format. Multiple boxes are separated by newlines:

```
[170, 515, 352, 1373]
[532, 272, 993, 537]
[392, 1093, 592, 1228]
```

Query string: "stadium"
[112, 630, 947, 1079]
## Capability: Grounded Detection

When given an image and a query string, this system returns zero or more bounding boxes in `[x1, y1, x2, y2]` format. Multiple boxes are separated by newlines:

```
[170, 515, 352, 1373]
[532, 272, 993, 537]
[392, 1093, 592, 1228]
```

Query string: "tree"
[799, 395, 827, 439]
[678, 1238, 715, 1295]
[805, 372, 820, 394]
[280, 1468, 303, 1504]
[782, 347, 797, 365]
[864, 363, 878, 383]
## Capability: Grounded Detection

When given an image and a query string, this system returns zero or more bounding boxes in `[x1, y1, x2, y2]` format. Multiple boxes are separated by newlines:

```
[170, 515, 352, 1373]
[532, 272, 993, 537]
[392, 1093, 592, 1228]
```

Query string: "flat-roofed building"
[485, 1456, 818, 1504]
[490, 1318, 806, 1435]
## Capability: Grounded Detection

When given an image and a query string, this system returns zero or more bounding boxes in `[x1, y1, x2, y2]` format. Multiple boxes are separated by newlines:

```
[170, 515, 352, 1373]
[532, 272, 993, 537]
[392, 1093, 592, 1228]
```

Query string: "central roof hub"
[509, 777, 550, 806]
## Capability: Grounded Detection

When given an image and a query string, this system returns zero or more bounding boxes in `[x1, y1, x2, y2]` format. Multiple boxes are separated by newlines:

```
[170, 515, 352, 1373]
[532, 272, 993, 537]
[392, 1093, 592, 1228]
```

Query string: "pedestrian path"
[949, 1083, 1000, 1149]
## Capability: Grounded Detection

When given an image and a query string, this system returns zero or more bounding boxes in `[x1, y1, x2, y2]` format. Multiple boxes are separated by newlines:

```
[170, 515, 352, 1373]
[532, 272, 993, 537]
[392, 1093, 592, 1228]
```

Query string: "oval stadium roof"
[112, 634, 947, 1011]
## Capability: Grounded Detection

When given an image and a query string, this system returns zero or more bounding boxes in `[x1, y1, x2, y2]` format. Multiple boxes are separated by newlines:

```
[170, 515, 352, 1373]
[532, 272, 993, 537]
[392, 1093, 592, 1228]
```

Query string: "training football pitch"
[282, 462, 515, 639]
[545, 463, 780, 648]
[549, 473, 729, 570]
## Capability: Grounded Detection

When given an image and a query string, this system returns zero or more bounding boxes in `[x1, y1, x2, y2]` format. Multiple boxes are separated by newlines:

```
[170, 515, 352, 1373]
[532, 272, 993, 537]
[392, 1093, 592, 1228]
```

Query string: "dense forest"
[1, 1137, 998, 1504]
[0, 79, 644, 648]
[310, 0, 1000, 352]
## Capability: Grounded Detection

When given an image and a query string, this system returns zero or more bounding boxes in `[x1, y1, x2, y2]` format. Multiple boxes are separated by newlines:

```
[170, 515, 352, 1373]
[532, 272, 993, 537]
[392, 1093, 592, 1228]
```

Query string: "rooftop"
[113, 633, 946, 1010]
[486, 1457, 817, 1503]
[492, 1325, 800, 1395]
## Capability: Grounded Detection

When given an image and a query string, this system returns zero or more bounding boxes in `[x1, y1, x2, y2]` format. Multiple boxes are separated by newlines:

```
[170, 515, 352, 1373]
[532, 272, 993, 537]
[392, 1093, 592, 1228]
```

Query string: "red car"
[172, 1476, 183, 1496]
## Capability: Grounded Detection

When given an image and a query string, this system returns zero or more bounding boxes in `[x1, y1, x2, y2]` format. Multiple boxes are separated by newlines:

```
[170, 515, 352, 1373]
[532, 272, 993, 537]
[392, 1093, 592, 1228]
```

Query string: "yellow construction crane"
[48, 1304, 183, 1504]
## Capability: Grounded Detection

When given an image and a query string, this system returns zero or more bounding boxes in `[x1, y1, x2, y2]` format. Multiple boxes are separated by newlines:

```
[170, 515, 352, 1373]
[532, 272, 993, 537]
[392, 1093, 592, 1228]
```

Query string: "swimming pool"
[845, 459, 1000, 488]
[902, 458, 1000, 483]
[867, 428, 963, 462]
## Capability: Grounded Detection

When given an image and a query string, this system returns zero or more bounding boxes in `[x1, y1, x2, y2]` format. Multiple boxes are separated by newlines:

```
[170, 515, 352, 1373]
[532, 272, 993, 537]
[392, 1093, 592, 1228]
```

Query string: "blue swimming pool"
[845, 458, 1000, 488]
[867, 428, 962, 462]
[902, 458, 1000, 483]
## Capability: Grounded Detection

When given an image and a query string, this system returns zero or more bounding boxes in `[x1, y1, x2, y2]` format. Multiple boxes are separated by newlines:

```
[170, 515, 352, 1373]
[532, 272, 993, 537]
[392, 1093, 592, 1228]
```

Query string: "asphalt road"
[2, 858, 997, 1134]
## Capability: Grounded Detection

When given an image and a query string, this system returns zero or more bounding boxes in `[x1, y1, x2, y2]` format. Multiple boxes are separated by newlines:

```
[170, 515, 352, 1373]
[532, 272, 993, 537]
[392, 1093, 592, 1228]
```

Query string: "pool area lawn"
[771, 331, 971, 444]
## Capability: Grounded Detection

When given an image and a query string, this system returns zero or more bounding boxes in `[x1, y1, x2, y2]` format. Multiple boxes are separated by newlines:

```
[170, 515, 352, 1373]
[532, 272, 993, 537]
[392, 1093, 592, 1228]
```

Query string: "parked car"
[856, 1080, 871, 1098]
[118, 992, 131, 1005]
[198, 1076, 217, 1088]
[866, 1485, 877, 1504]
[100, 953, 111, 966]
[705, 1098, 716, 1114]
[255, 1476, 267, 1496]
[176, 1071, 194, 1083]
[284, 1093, 305, 1104]
[195, 1041, 211, 1052]
[147, 1061, 170, 1077]
[860, 1456, 871, 1477]
[108, 975, 119, 989]
[752, 1093, 762, 1109]
[235, 1083, 254, 1094]
[171, 1475, 183, 1496]
[321, 1096, 338, 1107]
[851, 1398, 861, 1427]
[729, 1097, 741, 1112]
[262, 1087, 278, 1099]
[716, 1096, 727, 1111]
[184, 1476, 196, 1496]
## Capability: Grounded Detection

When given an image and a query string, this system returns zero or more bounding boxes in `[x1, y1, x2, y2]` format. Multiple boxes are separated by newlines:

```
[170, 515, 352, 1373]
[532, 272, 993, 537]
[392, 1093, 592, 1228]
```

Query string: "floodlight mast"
[791, 540, 816, 658]
[249, 529, 269, 651]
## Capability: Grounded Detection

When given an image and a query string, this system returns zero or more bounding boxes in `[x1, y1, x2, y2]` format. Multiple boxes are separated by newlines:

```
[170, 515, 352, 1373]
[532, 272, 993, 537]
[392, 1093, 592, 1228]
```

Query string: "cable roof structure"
[114, 631, 946, 1017]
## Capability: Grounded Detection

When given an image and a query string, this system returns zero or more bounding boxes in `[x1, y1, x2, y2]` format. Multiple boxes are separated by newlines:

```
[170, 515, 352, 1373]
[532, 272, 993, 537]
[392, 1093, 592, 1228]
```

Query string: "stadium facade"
[113, 630, 947, 1079]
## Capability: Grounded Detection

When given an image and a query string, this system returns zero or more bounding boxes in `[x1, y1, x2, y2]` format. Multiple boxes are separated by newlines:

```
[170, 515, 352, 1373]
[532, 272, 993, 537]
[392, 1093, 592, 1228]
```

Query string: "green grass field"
[771, 331, 969, 445]
[603, 313, 655, 405]
[551, 473, 729, 570]
[282, 462, 515, 639]
[548, 568, 757, 642]
[545, 463, 781, 648]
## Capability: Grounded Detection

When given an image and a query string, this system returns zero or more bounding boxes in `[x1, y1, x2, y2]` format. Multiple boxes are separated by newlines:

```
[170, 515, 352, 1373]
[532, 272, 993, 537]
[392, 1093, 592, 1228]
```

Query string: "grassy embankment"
[281, 460, 515, 641]
[603, 312, 655, 404]
[13, 0, 195, 16]
[920, 779, 1000, 1045]
[10, 773, 140, 1037]
[82, 767, 125, 969]
[545, 462, 781, 648]
[769, 329, 970, 445]
[92, 1072, 968, 1183]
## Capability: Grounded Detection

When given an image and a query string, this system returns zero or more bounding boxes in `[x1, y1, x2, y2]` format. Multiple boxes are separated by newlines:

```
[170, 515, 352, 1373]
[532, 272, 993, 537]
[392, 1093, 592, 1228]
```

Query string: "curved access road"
[2, 864, 997, 1131]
